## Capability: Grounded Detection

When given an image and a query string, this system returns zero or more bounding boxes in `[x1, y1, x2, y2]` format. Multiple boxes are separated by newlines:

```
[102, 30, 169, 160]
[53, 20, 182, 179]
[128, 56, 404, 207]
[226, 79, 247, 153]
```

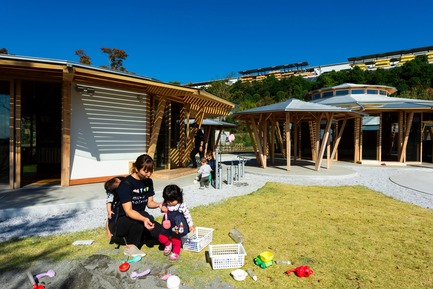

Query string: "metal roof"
[234, 98, 356, 115]
[187, 119, 237, 127]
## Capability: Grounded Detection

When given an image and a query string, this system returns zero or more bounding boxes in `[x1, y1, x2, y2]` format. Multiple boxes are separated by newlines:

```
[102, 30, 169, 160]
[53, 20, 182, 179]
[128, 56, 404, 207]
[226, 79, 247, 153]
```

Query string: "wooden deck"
[152, 167, 197, 180]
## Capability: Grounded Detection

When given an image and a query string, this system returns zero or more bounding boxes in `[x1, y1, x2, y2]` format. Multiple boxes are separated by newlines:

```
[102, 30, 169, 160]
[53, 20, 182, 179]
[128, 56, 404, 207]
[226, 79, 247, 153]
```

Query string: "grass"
[1, 183, 433, 288]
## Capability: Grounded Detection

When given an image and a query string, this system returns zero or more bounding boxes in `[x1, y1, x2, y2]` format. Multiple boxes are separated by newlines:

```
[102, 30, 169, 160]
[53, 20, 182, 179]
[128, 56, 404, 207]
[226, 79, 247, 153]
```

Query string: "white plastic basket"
[181, 227, 214, 252]
[208, 243, 247, 270]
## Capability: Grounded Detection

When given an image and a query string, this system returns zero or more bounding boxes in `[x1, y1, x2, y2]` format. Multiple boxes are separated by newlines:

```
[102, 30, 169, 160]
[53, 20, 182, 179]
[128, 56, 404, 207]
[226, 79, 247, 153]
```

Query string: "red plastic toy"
[286, 266, 314, 277]
[118, 261, 130, 272]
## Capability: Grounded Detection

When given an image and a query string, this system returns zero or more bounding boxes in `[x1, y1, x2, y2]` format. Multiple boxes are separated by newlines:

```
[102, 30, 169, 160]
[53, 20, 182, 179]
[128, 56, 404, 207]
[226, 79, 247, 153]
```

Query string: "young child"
[195, 157, 212, 189]
[206, 150, 216, 187]
[159, 184, 195, 261]
[103, 176, 123, 238]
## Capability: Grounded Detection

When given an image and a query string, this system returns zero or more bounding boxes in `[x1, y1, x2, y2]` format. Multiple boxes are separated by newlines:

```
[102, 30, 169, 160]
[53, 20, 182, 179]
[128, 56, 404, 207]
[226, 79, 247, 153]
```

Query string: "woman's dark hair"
[162, 184, 183, 204]
[133, 154, 154, 173]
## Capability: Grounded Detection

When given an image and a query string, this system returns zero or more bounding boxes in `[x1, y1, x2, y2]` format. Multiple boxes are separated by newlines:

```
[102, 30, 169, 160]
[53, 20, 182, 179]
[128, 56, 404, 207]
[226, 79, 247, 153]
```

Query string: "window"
[336, 90, 349, 96]
[312, 93, 320, 100]
[379, 90, 387, 95]
[367, 90, 378, 95]
[323, 91, 333, 98]
[352, 89, 365, 94]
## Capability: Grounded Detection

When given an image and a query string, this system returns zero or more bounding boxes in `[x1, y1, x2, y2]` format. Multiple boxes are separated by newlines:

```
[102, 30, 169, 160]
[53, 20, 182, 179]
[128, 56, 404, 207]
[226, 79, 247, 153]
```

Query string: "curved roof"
[308, 84, 433, 111]
[305, 83, 397, 98]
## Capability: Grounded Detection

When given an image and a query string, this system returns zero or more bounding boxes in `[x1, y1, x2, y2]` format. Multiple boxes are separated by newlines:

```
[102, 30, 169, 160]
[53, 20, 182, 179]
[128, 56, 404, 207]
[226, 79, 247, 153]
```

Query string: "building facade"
[0, 55, 234, 189]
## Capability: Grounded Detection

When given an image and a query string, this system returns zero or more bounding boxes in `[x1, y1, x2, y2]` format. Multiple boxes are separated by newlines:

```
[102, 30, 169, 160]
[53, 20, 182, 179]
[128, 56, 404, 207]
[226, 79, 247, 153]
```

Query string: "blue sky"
[2, 0, 433, 84]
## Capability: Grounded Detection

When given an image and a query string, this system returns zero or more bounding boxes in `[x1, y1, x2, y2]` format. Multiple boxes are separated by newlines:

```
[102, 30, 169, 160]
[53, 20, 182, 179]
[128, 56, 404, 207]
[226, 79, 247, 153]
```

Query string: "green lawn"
[1, 182, 432, 288]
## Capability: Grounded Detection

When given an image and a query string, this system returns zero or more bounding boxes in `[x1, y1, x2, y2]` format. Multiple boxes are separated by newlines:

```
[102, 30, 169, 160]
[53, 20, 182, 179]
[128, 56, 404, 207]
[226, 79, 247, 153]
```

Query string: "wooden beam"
[275, 121, 285, 158]
[270, 117, 275, 164]
[61, 78, 72, 186]
[399, 112, 414, 163]
[330, 115, 348, 162]
[250, 116, 266, 168]
[9, 80, 16, 188]
[286, 112, 291, 171]
[315, 112, 333, 171]
[246, 122, 260, 166]
[179, 107, 186, 166]
[398, 111, 404, 158]
[147, 98, 166, 158]
[293, 118, 298, 162]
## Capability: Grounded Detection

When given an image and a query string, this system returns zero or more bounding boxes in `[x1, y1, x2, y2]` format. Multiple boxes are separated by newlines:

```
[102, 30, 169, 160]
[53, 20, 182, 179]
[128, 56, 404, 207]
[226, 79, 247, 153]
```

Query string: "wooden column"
[315, 112, 333, 171]
[250, 115, 266, 168]
[399, 112, 414, 163]
[9, 80, 18, 188]
[270, 116, 275, 165]
[61, 72, 72, 186]
[147, 98, 166, 158]
[330, 115, 348, 164]
[246, 122, 260, 166]
[179, 106, 186, 166]
[286, 112, 291, 171]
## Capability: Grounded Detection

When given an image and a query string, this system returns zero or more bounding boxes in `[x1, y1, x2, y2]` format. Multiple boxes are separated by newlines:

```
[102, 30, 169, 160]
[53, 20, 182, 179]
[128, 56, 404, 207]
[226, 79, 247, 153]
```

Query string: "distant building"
[185, 45, 433, 88]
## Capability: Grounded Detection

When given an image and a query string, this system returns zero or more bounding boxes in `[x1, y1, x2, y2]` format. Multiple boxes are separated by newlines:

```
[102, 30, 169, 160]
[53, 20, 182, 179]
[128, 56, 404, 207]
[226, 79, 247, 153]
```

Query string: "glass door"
[0, 81, 9, 185]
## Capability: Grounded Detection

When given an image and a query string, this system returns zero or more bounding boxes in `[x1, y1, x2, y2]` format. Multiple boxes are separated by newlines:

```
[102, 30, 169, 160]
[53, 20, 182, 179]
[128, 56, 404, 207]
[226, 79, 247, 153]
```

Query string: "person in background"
[189, 122, 204, 168]
[195, 157, 212, 189]
[206, 150, 216, 187]
[159, 184, 195, 261]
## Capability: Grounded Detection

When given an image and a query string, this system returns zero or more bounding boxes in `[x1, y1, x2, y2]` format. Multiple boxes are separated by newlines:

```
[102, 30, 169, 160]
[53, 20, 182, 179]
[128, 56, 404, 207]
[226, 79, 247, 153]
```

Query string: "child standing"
[104, 176, 125, 238]
[195, 157, 212, 189]
[159, 184, 195, 261]
[206, 150, 216, 187]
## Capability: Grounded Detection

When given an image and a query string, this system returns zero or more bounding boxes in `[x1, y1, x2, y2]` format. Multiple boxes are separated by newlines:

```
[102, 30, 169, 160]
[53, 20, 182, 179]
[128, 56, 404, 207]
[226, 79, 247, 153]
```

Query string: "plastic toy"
[161, 273, 172, 281]
[126, 255, 142, 263]
[118, 261, 130, 272]
[26, 270, 45, 289]
[230, 269, 248, 281]
[130, 268, 151, 280]
[163, 212, 171, 229]
[254, 251, 274, 269]
[286, 265, 314, 277]
[34, 270, 55, 283]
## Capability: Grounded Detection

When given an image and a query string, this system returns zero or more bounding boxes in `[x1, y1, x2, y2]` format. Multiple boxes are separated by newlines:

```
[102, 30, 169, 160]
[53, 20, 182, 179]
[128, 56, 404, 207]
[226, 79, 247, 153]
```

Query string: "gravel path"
[1, 162, 432, 243]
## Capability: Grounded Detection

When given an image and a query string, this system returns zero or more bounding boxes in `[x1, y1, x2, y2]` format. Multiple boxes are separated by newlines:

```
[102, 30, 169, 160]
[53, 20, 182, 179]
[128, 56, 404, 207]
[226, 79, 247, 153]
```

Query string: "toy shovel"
[163, 212, 171, 229]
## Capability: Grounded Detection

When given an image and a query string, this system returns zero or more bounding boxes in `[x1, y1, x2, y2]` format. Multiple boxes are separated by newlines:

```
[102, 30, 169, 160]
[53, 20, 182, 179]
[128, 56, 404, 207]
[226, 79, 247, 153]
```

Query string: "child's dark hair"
[104, 177, 118, 192]
[162, 184, 183, 204]
[104, 176, 125, 192]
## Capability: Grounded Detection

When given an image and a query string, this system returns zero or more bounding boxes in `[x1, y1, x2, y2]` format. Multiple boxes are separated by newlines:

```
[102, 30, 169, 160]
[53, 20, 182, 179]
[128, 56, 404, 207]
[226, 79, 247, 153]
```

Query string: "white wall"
[70, 84, 148, 180]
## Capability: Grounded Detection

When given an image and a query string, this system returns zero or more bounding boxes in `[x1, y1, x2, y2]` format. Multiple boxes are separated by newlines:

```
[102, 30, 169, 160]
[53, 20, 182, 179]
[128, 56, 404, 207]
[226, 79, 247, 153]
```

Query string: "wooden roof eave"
[0, 60, 64, 81]
[185, 90, 235, 117]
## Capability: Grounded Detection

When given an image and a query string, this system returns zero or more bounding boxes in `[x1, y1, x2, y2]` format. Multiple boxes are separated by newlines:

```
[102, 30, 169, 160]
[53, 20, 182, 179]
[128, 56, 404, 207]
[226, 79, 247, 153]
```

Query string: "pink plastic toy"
[34, 270, 55, 283]
[130, 269, 151, 280]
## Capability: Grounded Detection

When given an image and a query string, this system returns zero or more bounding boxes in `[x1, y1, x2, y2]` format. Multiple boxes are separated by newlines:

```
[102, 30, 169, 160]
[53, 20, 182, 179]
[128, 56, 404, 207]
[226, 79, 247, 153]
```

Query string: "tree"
[74, 49, 91, 65]
[206, 74, 235, 100]
[100, 48, 128, 72]
[0, 48, 8, 54]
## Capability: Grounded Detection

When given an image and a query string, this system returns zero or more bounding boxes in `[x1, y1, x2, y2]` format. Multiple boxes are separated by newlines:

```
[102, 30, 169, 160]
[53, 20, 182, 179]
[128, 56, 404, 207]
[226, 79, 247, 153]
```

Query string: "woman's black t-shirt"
[116, 175, 155, 217]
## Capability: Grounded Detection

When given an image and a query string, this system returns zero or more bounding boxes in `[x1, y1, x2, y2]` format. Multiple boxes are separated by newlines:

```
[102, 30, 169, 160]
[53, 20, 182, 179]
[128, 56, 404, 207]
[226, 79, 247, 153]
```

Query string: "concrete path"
[0, 154, 432, 219]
